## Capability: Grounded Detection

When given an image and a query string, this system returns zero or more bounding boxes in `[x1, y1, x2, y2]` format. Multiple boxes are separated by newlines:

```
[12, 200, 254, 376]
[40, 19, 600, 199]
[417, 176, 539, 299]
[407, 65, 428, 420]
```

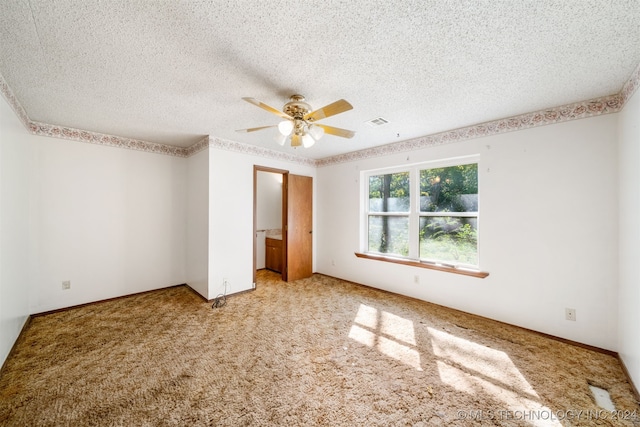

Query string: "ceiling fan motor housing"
[283, 95, 312, 120]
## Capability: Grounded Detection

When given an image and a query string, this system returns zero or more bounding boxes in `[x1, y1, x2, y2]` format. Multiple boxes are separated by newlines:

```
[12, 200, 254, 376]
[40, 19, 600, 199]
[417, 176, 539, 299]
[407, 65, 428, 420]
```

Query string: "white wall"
[208, 147, 316, 297]
[29, 136, 187, 313]
[256, 171, 282, 231]
[0, 97, 33, 367]
[186, 148, 209, 299]
[317, 114, 619, 351]
[618, 89, 640, 388]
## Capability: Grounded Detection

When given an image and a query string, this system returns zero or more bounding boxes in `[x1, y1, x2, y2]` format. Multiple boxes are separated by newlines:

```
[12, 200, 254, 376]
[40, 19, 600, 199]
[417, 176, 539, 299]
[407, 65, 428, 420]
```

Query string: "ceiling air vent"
[366, 117, 389, 127]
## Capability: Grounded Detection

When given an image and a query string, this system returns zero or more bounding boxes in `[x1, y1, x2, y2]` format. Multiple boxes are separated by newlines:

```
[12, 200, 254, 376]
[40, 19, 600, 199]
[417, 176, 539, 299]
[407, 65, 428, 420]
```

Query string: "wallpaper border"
[2, 61, 639, 167]
[28, 121, 191, 157]
[316, 93, 623, 167]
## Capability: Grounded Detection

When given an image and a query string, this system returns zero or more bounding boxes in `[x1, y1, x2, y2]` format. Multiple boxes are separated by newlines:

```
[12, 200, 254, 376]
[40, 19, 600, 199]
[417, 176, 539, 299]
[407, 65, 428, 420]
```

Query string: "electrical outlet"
[565, 308, 576, 321]
[62, 280, 71, 290]
[414, 275, 419, 284]
[331, 259, 335, 266]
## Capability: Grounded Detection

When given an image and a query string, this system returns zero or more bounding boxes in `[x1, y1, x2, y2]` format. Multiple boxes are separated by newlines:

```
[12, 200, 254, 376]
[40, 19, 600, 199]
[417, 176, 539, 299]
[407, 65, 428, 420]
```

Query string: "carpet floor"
[0, 270, 638, 426]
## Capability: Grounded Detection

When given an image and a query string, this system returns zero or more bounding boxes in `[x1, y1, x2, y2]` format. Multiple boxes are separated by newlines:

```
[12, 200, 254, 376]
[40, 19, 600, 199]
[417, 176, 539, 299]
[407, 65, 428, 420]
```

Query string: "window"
[419, 163, 478, 266]
[363, 158, 479, 270]
[367, 171, 410, 257]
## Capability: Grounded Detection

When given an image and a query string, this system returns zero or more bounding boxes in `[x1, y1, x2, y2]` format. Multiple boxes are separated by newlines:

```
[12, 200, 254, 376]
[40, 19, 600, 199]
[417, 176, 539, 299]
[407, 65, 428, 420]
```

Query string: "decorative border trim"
[184, 136, 210, 156]
[317, 94, 623, 167]
[2, 61, 639, 165]
[0, 73, 31, 129]
[184, 135, 319, 167]
[208, 137, 318, 167]
[621, 61, 640, 105]
[29, 121, 190, 157]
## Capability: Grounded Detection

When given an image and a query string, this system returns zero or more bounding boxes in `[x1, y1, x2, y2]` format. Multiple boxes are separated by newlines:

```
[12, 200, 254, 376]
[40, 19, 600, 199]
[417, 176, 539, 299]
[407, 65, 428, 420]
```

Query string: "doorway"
[253, 166, 313, 286]
[254, 167, 285, 282]
[254, 166, 287, 285]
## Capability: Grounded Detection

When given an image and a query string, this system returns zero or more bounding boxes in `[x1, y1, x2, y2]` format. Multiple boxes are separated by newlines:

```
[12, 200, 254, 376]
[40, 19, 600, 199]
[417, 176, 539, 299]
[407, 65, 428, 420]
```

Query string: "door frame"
[253, 165, 289, 286]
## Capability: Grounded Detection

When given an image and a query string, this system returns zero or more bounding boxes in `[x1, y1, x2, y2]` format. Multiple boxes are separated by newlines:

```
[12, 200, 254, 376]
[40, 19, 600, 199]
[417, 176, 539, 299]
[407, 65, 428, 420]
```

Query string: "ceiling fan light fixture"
[278, 120, 294, 136]
[308, 124, 324, 141]
[302, 133, 316, 148]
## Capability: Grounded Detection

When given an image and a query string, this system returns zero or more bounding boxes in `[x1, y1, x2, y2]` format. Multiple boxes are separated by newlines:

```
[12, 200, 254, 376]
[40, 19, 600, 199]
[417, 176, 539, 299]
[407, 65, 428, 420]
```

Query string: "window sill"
[354, 252, 490, 278]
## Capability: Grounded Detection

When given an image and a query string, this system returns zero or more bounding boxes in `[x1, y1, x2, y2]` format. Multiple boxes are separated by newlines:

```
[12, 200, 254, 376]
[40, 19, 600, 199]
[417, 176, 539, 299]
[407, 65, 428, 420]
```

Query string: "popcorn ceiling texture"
[0, 1, 639, 163]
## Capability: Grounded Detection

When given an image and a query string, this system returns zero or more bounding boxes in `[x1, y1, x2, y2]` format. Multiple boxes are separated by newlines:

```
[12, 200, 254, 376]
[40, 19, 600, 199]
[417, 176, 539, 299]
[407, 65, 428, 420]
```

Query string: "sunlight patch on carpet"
[353, 303, 378, 329]
[380, 311, 416, 345]
[429, 327, 564, 427]
[349, 324, 376, 347]
[436, 361, 561, 427]
[349, 304, 422, 371]
[428, 327, 538, 397]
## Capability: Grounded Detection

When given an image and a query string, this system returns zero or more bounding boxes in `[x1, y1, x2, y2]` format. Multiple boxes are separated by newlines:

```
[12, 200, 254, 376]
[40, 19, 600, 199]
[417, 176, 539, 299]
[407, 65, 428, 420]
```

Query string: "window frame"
[361, 155, 483, 274]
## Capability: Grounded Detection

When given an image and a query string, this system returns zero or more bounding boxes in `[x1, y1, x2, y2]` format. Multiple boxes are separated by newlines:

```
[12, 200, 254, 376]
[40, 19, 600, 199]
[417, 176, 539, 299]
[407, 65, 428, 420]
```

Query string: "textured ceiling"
[1, 1, 639, 160]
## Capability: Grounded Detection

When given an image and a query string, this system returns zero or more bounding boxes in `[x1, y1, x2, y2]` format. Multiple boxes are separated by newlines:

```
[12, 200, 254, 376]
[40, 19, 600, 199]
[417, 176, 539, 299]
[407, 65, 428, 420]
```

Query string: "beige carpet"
[0, 270, 638, 426]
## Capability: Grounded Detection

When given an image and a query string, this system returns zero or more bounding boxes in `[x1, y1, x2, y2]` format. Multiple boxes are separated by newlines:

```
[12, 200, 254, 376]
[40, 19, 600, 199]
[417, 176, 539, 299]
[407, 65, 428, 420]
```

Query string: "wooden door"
[285, 174, 313, 281]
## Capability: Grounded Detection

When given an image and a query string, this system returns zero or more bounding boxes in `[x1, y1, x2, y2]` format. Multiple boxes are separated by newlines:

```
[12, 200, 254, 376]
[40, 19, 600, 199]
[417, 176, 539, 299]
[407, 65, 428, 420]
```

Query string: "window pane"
[369, 172, 410, 212]
[419, 217, 478, 265]
[368, 216, 409, 256]
[420, 164, 477, 212]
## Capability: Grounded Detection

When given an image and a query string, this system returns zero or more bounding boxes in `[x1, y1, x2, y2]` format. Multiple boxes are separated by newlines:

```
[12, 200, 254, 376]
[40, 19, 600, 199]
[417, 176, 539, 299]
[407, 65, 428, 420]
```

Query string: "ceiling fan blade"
[242, 97, 292, 119]
[316, 124, 355, 139]
[304, 99, 353, 122]
[235, 124, 278, 133]
[291, 134, 302, 147]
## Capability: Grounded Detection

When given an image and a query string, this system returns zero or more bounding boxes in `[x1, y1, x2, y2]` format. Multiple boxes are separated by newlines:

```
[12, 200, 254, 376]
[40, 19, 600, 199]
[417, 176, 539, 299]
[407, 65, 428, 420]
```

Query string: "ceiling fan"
[236, 95, 355, 148]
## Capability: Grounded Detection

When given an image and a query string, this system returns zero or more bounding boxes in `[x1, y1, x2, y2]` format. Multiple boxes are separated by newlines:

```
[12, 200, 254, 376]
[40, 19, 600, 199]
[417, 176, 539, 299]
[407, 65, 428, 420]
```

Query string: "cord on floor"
[212, 294, 226, 309]
[212, 279, 228, 309]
